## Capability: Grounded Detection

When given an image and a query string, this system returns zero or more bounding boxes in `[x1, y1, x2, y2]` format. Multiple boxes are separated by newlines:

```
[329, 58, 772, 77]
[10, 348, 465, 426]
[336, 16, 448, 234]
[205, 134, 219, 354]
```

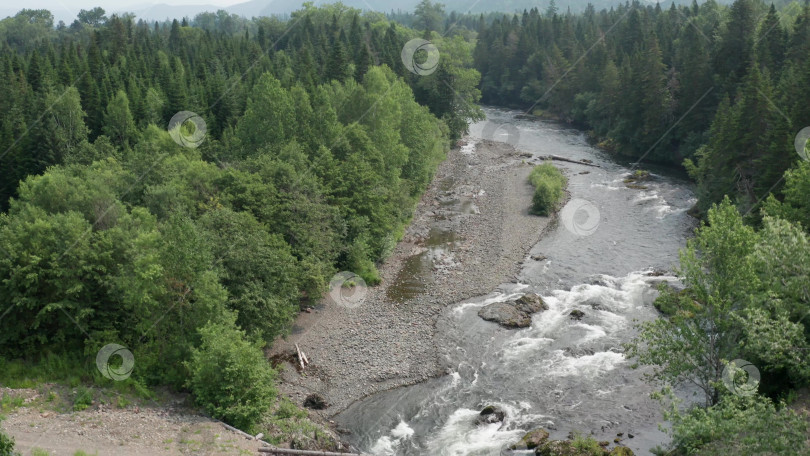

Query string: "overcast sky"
[2, 0, 250, 22]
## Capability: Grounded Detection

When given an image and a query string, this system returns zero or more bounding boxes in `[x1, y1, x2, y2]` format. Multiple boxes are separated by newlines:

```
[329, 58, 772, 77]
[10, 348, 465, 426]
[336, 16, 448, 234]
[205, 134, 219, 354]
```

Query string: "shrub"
[529, 163, 566, 216]
[0, 427, 20, 456]
[666, 393, 808, 455]
[186, 319, 277, 433]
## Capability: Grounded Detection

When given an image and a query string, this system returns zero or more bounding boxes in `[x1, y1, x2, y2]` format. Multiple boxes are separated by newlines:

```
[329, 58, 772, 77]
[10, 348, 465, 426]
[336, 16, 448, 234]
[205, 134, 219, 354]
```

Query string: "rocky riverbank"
[269, 138, 558, 429]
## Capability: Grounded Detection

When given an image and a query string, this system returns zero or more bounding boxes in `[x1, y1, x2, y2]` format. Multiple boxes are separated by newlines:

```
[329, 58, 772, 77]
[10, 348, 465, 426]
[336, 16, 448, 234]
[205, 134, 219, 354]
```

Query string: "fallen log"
[538, 155, 600, 167]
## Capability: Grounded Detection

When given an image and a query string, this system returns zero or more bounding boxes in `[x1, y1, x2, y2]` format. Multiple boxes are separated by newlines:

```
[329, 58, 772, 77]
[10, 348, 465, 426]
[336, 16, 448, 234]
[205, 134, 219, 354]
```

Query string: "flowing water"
[336, 108, 698, 455]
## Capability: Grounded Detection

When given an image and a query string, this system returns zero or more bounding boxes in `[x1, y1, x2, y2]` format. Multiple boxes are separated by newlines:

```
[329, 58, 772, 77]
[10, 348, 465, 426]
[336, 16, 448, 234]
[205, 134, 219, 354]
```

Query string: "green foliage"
[762, 160, 810, 229]
[662, 392, 809, 455]
[0, 8, 460, 421]
[0, 426, 20, 456]
[0, 353, 85, 389]
[629, 198, 810, 406]
[529, 163, 566, 216]
[186, 319, 277, 433]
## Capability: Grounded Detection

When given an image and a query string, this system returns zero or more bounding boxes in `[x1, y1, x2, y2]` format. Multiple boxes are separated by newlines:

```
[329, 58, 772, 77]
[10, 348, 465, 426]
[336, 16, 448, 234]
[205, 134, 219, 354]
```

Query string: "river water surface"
[336, 108, 698, 455]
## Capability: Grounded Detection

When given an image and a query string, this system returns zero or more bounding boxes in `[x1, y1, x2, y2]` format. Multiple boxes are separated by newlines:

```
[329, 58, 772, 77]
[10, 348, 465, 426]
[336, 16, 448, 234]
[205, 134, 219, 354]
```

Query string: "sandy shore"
[270, 138, 555, 422]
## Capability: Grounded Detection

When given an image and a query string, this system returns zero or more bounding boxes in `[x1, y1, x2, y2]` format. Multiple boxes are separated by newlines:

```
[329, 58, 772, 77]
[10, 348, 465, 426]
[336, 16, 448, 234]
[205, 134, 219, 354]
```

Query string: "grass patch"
[0, 393, 24, 413]
[571, 433, 606, 455]
[262, 398, 338, 449]
[529, 162, 567, 216]
[0, 353, 87, 389]
[72, 387, 93, 411]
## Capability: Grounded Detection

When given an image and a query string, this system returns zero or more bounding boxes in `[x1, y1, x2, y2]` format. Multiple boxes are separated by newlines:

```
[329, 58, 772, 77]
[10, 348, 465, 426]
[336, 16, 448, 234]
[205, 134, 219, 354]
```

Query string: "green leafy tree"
[187, 318, 277, 433]
[627, 198, 757, 406]
[77, 8, 107, 27]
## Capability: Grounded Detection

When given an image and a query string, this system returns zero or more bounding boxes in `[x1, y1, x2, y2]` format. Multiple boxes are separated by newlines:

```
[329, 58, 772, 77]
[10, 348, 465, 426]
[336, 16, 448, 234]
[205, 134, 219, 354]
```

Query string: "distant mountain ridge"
[5, 0, 725, 24]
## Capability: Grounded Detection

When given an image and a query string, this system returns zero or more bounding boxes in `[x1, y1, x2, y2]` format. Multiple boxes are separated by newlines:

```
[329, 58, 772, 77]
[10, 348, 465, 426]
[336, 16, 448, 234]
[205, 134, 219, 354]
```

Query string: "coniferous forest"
[0, 0, 809, 454]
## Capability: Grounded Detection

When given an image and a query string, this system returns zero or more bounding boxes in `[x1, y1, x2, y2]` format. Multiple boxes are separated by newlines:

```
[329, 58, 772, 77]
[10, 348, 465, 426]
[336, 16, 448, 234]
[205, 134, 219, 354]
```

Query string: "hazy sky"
[1, 0, 251, 22]
[4, 0, 246, 15]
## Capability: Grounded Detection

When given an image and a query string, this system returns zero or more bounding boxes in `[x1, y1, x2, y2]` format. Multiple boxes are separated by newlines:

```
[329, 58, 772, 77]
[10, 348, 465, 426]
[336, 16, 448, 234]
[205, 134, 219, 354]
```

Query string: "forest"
[0, 2, 482, 445]
[0, 0, 809, 454]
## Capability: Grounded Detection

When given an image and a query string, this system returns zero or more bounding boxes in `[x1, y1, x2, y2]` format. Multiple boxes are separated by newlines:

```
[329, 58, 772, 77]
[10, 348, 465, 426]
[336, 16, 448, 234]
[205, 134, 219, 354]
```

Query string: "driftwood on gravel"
[537, 155, 600, 167]
[295, 343, 309, 370]
[258, 448, 365, 455]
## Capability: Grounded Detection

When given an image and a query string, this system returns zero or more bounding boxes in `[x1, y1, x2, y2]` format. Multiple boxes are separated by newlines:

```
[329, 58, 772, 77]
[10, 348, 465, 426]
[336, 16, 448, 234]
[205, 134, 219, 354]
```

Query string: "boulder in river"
[569, 309, 585, 320]
[515, 293, 548, 314]
[478, 302, 530, 328]
[474, 405, 506, 425]
[509, 428, 550, 449]
[478, 294, 547, 328]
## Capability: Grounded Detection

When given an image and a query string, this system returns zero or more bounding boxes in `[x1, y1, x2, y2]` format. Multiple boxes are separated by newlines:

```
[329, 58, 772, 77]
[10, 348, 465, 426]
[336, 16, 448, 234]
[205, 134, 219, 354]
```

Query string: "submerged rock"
[475, 405, 506, 425]
[478, 294, 547, 328]
[509, 428, 550, 449]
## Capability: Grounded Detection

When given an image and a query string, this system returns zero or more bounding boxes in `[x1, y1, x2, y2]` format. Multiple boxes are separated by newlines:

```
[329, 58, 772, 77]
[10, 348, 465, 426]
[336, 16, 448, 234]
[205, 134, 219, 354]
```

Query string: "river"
[335, 107, 698, 455]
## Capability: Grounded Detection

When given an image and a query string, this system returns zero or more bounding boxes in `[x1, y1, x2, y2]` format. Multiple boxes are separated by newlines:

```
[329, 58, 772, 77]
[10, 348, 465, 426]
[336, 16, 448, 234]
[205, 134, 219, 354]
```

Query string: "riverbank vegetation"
[0, 3, 483, 445]
[465, 0, 810, 452]
[529, 162, 567, 215]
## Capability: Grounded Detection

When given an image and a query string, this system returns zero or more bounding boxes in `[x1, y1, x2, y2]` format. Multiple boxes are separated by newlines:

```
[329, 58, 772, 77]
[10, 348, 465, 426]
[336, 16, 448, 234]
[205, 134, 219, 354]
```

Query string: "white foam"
[452, 289, 527, 315]
[633, 190, 660, 204]
[391, 420, 415, 439]
[426, 408, 525, 455]
[536, 350, 625, 378]
[370, 420, 415, 455]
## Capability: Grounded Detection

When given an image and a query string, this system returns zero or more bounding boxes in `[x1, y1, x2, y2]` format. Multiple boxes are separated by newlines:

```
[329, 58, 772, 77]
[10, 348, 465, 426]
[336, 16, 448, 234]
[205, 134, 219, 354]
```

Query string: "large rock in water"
[474, 405, 506, 425]
[478, 302, 531, 328]
[515, 293, 548, 313]
[478, 294, 547, 328]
